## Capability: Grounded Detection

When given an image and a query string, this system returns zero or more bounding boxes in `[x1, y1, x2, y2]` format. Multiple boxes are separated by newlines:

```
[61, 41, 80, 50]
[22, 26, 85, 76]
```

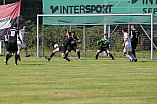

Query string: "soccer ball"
[54, 44, 59, 48]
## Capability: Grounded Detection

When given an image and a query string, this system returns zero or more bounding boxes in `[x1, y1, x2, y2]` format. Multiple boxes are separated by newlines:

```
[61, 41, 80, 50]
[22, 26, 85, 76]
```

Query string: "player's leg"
[75, 47, 80, 60]
[63, 47, 72, 62]
[17, 41, 22, 61]
[123, 46, 133, 62]
[64, 51, 69, 59]
[15, 52, 18, 65]
[129, 51, 137, 62]
[106, 49, 114, 60]
[14, 43, 19, 65]
[64, 46, 72, 59]
[5, 51, 10, 65]
[23, 42, 30, 57]
[45, 47, 60, 61]
[95, 47, 102, 59]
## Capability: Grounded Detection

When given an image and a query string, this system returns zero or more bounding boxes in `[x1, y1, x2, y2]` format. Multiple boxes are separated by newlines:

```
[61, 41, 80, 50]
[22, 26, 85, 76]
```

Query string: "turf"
[0, 56, 157, 104]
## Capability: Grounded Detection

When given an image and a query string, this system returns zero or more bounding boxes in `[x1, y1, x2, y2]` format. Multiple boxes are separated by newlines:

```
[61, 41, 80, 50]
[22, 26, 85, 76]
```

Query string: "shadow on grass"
[20, 64, 44, 65]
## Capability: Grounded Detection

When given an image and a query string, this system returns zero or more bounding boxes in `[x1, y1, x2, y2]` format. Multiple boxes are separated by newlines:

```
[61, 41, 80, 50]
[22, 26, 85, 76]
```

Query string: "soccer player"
[17, 26, 30, 61]
[130, 25, 141, 58]
[5, 23, 22, 65]
[95, 33, 114, 60]
[45, 29, 72, 62]
[64, 31, 81, 60]
[122, 28, 137, 62]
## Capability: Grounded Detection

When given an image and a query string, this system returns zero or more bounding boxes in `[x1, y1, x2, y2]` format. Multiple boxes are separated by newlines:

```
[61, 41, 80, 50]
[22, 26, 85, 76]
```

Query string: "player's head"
[23, 25, 27, 30]
[4, 31, 8, 35]
[122, 28, 127, 33]
[12, 22, 17, 28]
[131, 25, 135, 30]
[71, 31, 75, 36]
[104, 33, 108, 38]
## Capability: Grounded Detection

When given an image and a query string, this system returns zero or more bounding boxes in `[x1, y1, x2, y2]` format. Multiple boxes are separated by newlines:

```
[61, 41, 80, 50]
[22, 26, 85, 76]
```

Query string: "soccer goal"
[37, 13, 155, 59]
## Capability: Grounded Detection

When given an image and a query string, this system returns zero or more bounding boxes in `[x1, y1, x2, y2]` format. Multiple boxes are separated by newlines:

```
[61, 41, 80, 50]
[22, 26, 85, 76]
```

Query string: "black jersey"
[131, 30, 140, 42]
[8, 28, 19, 43]
[69, 36, 79, 47]
[63, 36, 72, 47]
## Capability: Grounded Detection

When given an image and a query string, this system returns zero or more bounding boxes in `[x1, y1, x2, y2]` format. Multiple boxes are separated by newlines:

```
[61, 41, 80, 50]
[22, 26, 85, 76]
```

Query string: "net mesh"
[43, 14, 154, 25]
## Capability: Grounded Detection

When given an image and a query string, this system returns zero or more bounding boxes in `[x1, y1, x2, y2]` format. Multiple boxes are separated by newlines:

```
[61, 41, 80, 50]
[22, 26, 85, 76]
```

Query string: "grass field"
[0, 56, 157, 104]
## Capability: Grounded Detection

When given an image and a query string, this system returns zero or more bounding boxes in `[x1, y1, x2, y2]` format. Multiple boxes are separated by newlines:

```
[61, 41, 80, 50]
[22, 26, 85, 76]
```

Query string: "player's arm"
[75, 37, 80, 43]
[97, 38, 102, 44]
[66, 29, 70, 39]
[130, 31, 133, 40]
[19, 30, 27, 35]
[123, 38, 127, 46]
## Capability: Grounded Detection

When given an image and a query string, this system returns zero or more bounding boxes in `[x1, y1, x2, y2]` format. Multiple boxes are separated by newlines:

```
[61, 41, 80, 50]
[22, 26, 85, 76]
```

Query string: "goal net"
[37, 14, 156, 59]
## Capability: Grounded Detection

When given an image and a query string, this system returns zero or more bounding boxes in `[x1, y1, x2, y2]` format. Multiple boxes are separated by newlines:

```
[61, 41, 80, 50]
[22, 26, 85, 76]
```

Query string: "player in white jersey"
[122, 28, 137, 62]
[17, 26, 30, 61]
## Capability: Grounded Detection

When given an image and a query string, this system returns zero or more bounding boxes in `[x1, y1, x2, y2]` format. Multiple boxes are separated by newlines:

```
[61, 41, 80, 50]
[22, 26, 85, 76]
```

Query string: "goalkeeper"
[95, 33, 114, 60]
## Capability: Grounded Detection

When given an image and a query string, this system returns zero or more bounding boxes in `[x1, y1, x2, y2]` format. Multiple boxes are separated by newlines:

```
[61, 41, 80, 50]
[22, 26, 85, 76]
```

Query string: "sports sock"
[132, 50, 136, 57]
[15, 54, 18, 64]
[17, 54, 21, 61]
[65, 53, 68, 58]
[25, 50, 28, 56]
[64, 57, 71, 62]
[95, 55, 98, 59]
[77, 52, 80, 59]
[110, 54, 114, 59]
[126, 54, 132, 60]
[131, 54, 136, 60]
[50, 52, 55, 58]
[6, 54, 10, 64]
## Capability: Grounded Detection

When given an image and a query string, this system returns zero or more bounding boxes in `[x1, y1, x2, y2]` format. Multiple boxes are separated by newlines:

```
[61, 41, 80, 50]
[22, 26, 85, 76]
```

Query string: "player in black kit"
[130, 25, 141, 60]
[5, 23, 22, 65]
[45, 29, 72, 62]
[64, 31, 81, 60]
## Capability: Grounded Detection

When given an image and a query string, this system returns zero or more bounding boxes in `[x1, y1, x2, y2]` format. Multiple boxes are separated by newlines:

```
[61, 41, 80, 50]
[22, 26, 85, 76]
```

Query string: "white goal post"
[37, 13, 154, 59]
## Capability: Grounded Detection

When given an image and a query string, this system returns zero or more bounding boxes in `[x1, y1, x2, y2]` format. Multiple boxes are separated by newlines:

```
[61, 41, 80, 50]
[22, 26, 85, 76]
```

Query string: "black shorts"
[4, 42, 8, 49]
[67, 46, 78, 52]
[59, 46, 67, 54]
[131, 41, 138, 49]
[99, 47, 109, 53]
[7, 42, 18, 52]
[59, 46, 65, 53]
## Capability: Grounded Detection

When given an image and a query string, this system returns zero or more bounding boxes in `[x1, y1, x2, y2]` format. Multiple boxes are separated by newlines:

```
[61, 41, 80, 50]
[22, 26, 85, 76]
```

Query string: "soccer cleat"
[134, 59, 137, 62]
[15, 64, 18, 65]
[45, 56, 51, 61]
[112, 59, 115, 60]
[79, 59, 81, 60]
[130, 59, 134, 62]
[5, 63, 7, 65]
[25, 55, 30, 57]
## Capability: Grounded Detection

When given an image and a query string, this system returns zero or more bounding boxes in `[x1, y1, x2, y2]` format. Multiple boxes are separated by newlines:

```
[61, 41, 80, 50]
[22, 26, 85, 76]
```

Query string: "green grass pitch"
[0, 56, 157, 104]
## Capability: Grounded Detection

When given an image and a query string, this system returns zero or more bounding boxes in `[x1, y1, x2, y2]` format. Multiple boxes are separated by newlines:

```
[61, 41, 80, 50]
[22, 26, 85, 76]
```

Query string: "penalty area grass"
[0, 56, 157, 104]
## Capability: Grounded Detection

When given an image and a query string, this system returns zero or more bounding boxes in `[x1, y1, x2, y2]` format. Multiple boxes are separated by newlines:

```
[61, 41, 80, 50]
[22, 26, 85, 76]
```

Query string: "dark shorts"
[131, 41, 138, 49]
[4, 42, 8, 49]
[7, 42, 18, 52]
[67, 46, 78, 52]
[99, 47, 109, 53]
[59, 46, 67, 54]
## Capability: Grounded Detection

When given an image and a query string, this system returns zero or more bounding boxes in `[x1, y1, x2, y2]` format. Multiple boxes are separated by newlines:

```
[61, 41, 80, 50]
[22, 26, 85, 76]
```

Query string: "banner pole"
[3, 0, 5, 5]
